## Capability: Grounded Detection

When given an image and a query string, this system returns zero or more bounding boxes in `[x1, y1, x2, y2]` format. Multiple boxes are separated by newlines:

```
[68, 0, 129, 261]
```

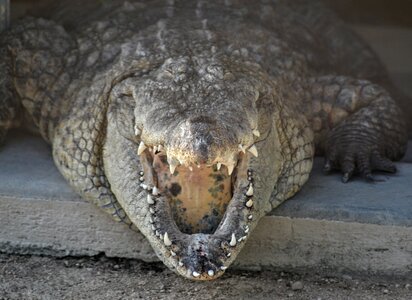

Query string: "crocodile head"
[103, 54, 285, 280]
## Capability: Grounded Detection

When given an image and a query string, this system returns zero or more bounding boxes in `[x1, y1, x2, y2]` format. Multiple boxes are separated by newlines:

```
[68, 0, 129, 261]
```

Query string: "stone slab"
[272, 156, 412, 227]
[0, 132, 411, 276]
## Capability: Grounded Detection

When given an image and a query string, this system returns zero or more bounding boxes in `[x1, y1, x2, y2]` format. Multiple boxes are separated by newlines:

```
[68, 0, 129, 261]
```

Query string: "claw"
[323, 160, 332, 173]
[371, 151, 397, 173]
[342, 173, 350, 183]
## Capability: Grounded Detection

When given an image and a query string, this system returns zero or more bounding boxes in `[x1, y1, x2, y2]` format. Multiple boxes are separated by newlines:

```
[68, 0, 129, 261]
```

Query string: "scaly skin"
[0, 0, 408, 280]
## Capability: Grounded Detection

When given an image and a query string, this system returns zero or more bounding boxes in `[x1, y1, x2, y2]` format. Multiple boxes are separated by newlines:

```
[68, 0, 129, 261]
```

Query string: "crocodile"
[0, 0, 408, 280]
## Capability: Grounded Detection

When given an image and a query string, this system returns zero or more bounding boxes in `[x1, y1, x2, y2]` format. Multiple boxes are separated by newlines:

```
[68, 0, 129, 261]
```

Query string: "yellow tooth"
[246, 199, 253, 208]
[137, 141, 147, 155]
[238, 144, 246, 153]
[168, 157, 179, 174]
[147, 195, 155, 205]
[192, 271, 200, 278]
[229, 233, 237, 247]
[246, 184, 254, 196]
[227, 163, 235, 175]
[152, 186, 159, 196]
[252, 129, 260, 137]
[134, 125, 141, 136]
[217, 162, 222, 170]
[164, 232, 172, 246]
[248, 145, 258, 157]
[169, 163, 177, 174]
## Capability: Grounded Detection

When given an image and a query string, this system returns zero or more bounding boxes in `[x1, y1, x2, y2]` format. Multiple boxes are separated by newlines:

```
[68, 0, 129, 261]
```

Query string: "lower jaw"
[138, 153, 258, 280]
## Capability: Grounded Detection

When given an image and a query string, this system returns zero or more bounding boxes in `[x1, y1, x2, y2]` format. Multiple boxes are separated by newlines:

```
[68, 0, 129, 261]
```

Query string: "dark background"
[10, 0, 412, 27]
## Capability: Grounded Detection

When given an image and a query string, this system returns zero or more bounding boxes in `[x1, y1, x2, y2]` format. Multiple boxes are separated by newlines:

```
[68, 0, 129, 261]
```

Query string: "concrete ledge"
[1, 132, 411, 276]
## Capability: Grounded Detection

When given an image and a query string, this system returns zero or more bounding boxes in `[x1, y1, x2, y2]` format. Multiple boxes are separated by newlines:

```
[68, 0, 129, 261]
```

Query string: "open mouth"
[136, 138, 259, 280]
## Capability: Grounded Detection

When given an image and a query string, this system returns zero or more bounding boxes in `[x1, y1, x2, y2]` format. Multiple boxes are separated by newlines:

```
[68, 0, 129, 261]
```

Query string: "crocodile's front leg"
[310, 76, 408, 182]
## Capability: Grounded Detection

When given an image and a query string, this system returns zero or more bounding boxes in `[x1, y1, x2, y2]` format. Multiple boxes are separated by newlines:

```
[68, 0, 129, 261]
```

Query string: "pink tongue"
[153, 155, 232, 233]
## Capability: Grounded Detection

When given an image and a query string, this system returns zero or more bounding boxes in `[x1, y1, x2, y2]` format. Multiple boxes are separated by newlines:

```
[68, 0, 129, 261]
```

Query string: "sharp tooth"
[227, 252, 231, 257]
[157, 145, 163, 152]
[134, 125, 141, 136]
[220, 266, 227, 271]
[188, 166, 193, 171]
[246, 199, 253, 208]
[149, 216, 154, 224]
[246, 184, 253, 196]
[248, 145, 258, 157]
[151, 224, 156, 231]
[208, 270, 215, 277]
[252, 129, 260, 137]
[238, 144, 246, 153]
[227, 163, 235, 175]
[170, 250, 176, 256]
[147, 195, 155, 205]
[152, 186, 159, 196]
[248, 214, 253, 220]
[178, 261, 184, 267]
[153, 145, 158, 153]
[244, 225, 250, 233]
[140, 183, 148, 190]
[217, 162, 222, 170]
[149, 207, 155, 214]
[164, 232, 172, 246]
[192, 271, 200, 278]
[229, 233, 237, 247]
[169, 161, 178, 174]
[137, 141, 147, 155]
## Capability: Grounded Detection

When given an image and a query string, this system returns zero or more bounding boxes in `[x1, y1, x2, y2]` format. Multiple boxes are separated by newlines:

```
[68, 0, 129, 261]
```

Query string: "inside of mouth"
[149, 151, 235, 234]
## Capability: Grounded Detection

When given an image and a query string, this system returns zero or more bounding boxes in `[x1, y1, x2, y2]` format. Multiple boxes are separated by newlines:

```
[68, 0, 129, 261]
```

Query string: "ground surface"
[0, 254, 411, 300]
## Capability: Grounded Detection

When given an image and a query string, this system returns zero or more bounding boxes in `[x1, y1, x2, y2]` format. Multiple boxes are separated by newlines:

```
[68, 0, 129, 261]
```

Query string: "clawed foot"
[324, 142, 397, 183]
